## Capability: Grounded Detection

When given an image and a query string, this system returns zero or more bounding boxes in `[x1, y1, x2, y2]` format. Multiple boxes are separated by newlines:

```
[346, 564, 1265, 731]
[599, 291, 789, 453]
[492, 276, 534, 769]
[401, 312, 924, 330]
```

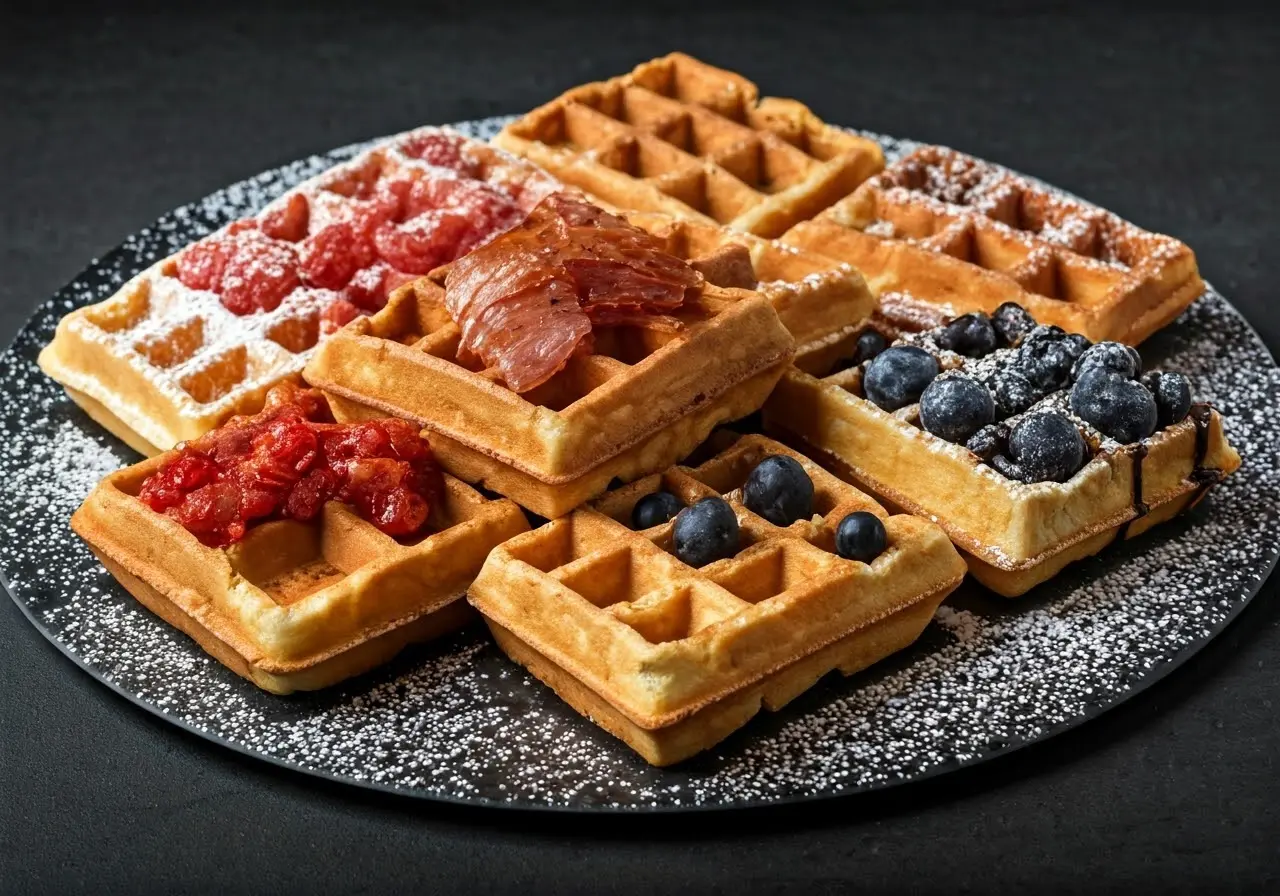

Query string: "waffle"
[38, 127, 557, 456]
[468, 434, 966, 765]
[781, 145, 1203, 345]
[494, 52, 885, 240]
[617, 210, 877, 357]
[72, 454, 528, 694]
[304, 275, 796, 518]
[764, 327, 1240, 597]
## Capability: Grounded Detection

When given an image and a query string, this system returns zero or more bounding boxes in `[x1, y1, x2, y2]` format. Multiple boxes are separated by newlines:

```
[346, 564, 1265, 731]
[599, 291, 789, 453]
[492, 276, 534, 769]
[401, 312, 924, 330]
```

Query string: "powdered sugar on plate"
[1, 118, 1277, 812]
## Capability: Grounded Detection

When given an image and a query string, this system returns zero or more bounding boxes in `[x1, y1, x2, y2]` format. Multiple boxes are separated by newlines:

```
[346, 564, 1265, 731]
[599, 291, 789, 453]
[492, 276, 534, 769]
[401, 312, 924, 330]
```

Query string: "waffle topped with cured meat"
[467, 434, 966, 765]
[494, 52, 885, 239]
[70, 386, 529, 693]
[763, 304, 1239, 596]
[306, 194, 796, 518]
[781, 145, 1203, 345]
[38, 127, 561, 456]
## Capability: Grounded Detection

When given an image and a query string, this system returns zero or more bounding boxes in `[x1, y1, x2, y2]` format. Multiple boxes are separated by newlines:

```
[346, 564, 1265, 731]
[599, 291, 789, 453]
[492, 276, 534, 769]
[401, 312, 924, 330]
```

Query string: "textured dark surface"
[2, 4, 1278, 893]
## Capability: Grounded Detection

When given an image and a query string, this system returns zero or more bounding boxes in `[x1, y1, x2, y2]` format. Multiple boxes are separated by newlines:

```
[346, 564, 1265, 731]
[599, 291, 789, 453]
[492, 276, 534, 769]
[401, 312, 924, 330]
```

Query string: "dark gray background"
[2, 4, 1277, 894]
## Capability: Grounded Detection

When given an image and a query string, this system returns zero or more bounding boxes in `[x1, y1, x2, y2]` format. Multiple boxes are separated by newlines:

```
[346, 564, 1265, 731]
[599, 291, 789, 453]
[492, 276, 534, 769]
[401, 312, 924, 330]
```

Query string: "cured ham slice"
[444, 195, 703, 393]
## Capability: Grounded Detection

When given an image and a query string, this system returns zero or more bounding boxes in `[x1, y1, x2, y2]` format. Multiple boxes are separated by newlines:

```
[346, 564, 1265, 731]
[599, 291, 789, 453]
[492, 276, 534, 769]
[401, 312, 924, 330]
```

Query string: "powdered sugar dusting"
[1, 119, 1277, 811]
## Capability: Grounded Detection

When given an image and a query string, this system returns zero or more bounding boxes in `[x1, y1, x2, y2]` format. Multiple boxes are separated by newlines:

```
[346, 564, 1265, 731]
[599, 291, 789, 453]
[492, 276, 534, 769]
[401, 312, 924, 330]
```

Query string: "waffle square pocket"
[467, 435, 966, 765]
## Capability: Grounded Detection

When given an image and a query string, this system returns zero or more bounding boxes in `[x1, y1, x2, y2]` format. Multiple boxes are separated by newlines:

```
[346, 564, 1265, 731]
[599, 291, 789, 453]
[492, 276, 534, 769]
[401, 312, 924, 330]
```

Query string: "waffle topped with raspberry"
[494, 52, 885, 239]
[467, 435, 965, 765]
[763, 304, 1240, 596]
[71, 387, 528, 694]
[38, 128, 560, 456]
[780, 145, 1203, 345]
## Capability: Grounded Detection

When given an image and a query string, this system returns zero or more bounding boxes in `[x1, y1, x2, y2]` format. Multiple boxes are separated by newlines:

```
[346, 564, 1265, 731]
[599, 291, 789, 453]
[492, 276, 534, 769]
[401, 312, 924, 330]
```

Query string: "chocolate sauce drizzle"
[1112, 402, 1222, 547]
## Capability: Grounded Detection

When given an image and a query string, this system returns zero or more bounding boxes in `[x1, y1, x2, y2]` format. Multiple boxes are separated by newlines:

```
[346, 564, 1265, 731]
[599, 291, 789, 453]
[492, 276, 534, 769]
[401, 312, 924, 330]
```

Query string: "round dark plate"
[3, 118, 1278, 812]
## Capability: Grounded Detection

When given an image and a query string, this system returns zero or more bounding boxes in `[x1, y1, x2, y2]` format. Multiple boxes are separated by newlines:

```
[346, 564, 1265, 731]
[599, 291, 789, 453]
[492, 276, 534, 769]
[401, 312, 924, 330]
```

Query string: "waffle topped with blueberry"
[467, 434, 965, 765]
[764, 303, 1240, 596]
[781, 145, 1203, 345]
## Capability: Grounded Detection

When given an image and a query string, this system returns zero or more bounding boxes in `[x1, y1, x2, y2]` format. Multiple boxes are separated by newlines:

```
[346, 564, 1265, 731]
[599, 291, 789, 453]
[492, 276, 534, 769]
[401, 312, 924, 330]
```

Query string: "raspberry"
[218, 231, 302, 314]
[259, 193, 310, 242]
[175, 235, 235, 292]
[405, 177, 522, 247]
[320, 298, 363, 335]
[374, 210, 473, 274]
[298, 221, 364, 290]
[395, 131, 478, 176]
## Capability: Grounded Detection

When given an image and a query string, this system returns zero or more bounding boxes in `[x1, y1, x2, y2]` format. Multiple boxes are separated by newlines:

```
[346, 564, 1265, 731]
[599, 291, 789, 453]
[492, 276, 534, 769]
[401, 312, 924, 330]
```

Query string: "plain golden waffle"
[781, 145, 1203, 345]
[494, 52, 885, 239]
[618, 210, 877, 357]
[467, 434, 966, 765]
[304, 276, 796, 518]
[73, 455, 528, 694]
[38, 128, 555, 457]
[764, 329, 1239, 597]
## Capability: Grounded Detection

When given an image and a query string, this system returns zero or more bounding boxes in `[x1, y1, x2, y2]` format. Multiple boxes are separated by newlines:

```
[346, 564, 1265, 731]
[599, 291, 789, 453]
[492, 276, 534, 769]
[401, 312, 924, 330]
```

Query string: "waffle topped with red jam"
[38, 127, 561, 456]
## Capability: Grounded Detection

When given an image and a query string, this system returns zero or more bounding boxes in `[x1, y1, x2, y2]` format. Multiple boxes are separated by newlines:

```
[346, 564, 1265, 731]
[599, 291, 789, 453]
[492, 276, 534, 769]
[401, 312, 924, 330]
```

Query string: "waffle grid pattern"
[496, 53, 885, 238]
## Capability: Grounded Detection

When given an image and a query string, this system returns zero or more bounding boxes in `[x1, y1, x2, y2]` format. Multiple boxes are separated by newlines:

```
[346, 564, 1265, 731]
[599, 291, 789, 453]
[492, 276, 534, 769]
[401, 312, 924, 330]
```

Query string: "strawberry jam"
[138, 385, 444, 547]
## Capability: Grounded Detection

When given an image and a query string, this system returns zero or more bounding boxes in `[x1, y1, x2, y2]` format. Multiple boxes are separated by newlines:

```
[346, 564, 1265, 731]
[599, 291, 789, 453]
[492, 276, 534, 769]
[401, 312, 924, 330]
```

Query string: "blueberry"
[862, 345, 940, 411]
[989, 367, 1041, 418]
[966, 423, 1008, 462]
[1022, 324, 1067, 344]
[936, 312, 998, 357]
[1071, 341, 1142, 382]
[1062, 333, 1092, 363]
[1005, 411, 1086, 483]
[743, 455, 814, 527]
[919, 374, 995, 444]
[1070, 368, 1158, 444]
[854, 330, 887, 364]
[631, 490, 684, 529]
[1017, 334, 1074, 393]
[834, 511, 888, 563]
[1141, 371, 1193, 428]
[672, 497, 740, 568]
[992, 302, 1037, 347]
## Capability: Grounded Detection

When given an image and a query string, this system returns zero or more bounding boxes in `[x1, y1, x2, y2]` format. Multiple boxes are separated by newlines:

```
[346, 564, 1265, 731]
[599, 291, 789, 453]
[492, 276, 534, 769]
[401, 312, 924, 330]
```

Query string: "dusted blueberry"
[990, 367, 1041, 418]
[919, 375, 996, 444]
[631, 490, 684, 529]
[1006, 412, 1086, 483]
[1141, 371, 1193, 428]
[966, 423, 1008, 462]
[936, 312, 998, 357]
[1070, 368, 1158, 444]
[834, 511, 888, 563]
[1023, 324, 1067, 344]
[862, 345, 940, 411]
[743, 454, 814, 527]
[1071, 340, 1142, 382]
[1062, 333, 1092, 363]
[673, 498, 740, 568]
[992, 302, 1037, 347]
[854, 330, 888, 364]
[1016, 336, 1074, 393]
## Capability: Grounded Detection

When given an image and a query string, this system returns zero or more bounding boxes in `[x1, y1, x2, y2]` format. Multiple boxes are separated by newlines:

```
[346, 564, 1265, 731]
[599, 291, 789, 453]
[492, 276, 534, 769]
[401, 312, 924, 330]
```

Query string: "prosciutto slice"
[444, 194, 703, 393]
